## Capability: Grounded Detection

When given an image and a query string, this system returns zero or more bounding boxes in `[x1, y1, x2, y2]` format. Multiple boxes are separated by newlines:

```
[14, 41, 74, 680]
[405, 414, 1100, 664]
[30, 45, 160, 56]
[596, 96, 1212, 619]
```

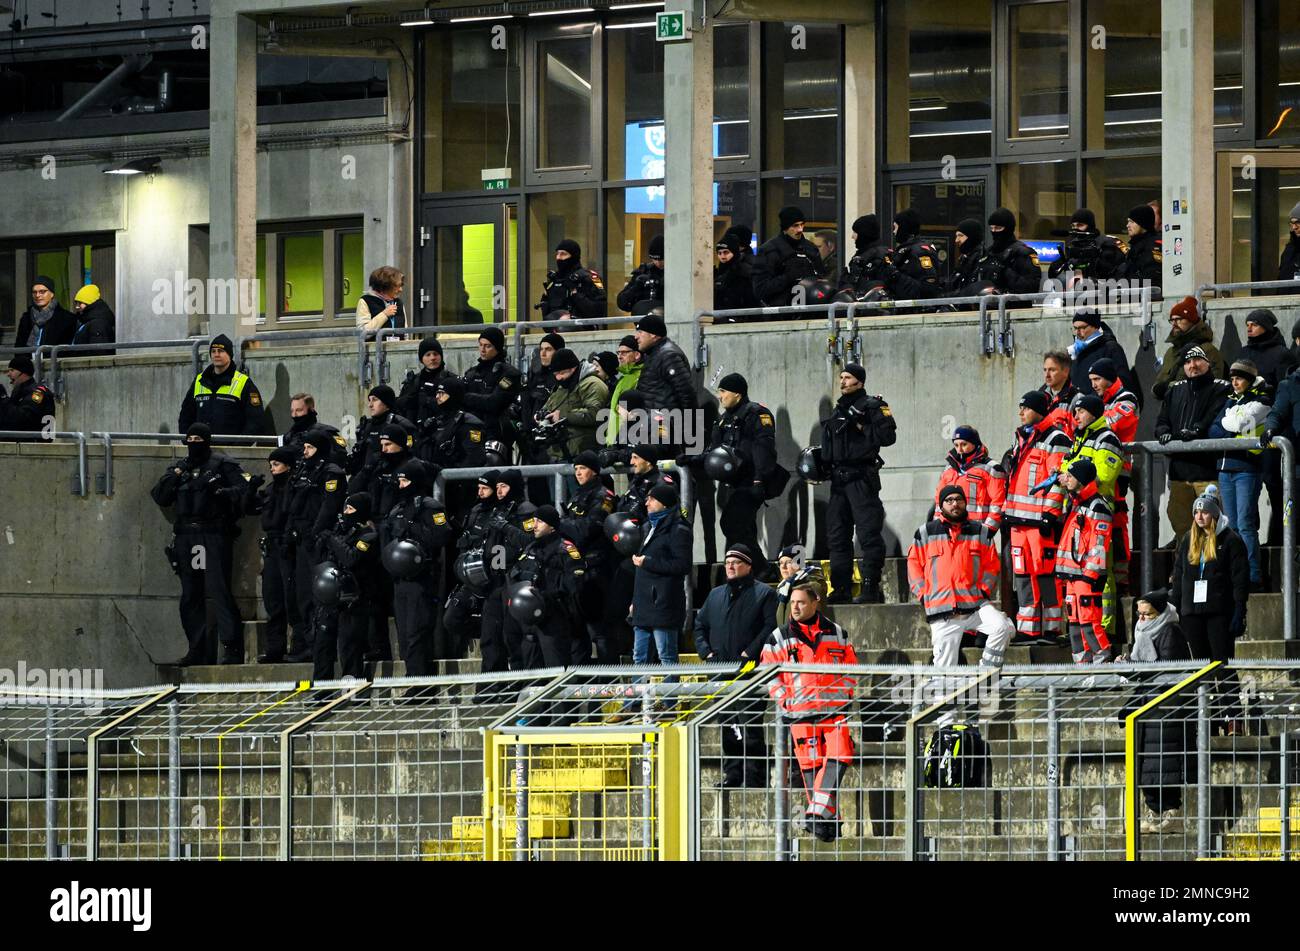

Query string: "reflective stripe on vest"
[194, 371, 249, 400]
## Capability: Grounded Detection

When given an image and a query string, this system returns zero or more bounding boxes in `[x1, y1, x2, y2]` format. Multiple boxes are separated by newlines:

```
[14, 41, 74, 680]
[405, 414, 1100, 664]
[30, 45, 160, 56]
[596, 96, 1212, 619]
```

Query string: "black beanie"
[844, 363, 866, 384]
[269, 446, 298, 466]
[209, 333, 234, 356]
[32, 274, 57, 294]
[479, 325, 506, 352]
[1019, 391, 1050, 416]
[478, 469, 501, 489]
[724, 224, 753, 249]
[955, 218, 984, 247]
[636, 313, 667, 337]
[648, 482, 680, 509]
[938, 485, 966, 507]
[851, 214, 880, 250]
[1089, 358, 1119, 383]
[1075, 394, 1105, 418]
[593, 351, 619, 378]
[619, 334, 640, 352]
[1128, 204, 1156, 232]
[345, 492, 373, 521]
[395, 458, 433, 491]
[380, 423, 408, 445]
[497, 468, 525, 496]
[368, 384, 397, 409]
[1075, 310, 1103, 329]
[550, 347, 580, 372]
[1070, 208, 1098, 231]
[574, 450, 601, 473]
[1246, 309, 1279, 331]
[534, 504, 561, 528]
[778, 206, 806, 231]
[629, 443, 658, 464]
[555, 238, 582, 260]
[418, 337, 443, 358]
[303, 427, 333, 454]
[1067, 457, 1097, 486]
[540, 332, 566, 351]
[647, 234, 664, 259]
[717, 232, 744, 255]
[893, 208, 921, 243]
[717, 372, 748, 397]
[7, 354, 34, 376]
[987, 207, 1017, 232]
[436, 376, 465, 403]
[186, 422, 212, 443]
[1138, 589, 1170, 615]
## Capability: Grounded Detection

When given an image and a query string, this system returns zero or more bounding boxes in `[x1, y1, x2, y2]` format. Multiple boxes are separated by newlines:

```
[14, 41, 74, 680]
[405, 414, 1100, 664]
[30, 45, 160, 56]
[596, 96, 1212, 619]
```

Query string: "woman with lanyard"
[1170, 485, 1250, 735]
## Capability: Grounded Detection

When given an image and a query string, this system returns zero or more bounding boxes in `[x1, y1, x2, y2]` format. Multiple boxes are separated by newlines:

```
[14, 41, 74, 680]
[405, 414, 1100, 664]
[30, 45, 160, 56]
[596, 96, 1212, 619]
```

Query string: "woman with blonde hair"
[1170, 485, 1249, 733]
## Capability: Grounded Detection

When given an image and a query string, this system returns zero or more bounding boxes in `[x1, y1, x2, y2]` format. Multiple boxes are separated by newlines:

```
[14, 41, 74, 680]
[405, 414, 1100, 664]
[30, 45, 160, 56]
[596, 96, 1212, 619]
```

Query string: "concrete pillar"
[208, 11, 258, 343]
[1160, 0, 1214, 299]
[662, 0, 714, 334]
[842, 19, 875, 222]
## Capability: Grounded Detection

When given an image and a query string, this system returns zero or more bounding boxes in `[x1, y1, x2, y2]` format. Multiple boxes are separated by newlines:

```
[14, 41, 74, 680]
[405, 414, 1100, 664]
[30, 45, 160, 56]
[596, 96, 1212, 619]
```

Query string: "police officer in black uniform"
[713, 231, 759, 314]
[281, 394, 347, 467]
[883, 208, 944, 301]
[151, 423, 257, 665]
[518, 332, 564, 479]
[396, 337, 451, 428]
[247, 445, 299, 663]
[982, 207, 1043, 294]
[347, 384, 415, 488]
[358, 424, 414, 515]
[558, 450, 617, 663]
[178, 334, 267, 436]
[945, 218, 988, 296]
[479, 469, 537, 673]
[505, 504, 589, 669]
[312, 492, 380, 680]
[379, 459, 452, 676]
[752, 206, 828, 307]
[1048, 208, 1125, 284]
[285, 427, 348, 661]
[617, 234, 666, 316]
[819, 363, 897, 604]
[838, 214, 893, 300]
[537, 239, 607, 321]
[1117, 204, 1163, 285]
[420, 377, 487, 470]
[0, 354, 53, 436]
[462, 325, 522, 455]
[441, 470, 500, 659]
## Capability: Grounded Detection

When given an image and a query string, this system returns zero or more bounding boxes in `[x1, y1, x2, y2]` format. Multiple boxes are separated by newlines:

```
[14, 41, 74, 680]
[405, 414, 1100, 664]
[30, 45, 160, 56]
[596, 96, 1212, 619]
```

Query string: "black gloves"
[1177, 428, 1200, 442]
[1260, 428, 1277, 448]
[1229, 604, 1247, 637]
[1158, 432, 1174, 445]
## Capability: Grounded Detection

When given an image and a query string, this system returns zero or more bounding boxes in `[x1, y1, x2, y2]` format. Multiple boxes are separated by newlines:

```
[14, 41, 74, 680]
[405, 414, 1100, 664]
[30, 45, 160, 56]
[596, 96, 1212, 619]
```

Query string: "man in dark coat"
[839, 213, 894, 299]
[1155, 347, 1232, 542]
[1239, 309, 1297, 547]
[751, 206, 828, 306]
[0, 355, 54, 436]
[632, 312, 697, 416]
[694, 543, 778, 787]
[537, 239, 607, 321]
[1279, 201, 1300, 287]
[1067, 312, 1139, 400]
[14, 274, 75, 348]
[1118, 204, 1163, 286]
[617, 234, 665, 316]
[178, 335, 267, 436]
[630, 482, 692, 666]
[713, 231, 759, 315]
[70, 284, 116, 356]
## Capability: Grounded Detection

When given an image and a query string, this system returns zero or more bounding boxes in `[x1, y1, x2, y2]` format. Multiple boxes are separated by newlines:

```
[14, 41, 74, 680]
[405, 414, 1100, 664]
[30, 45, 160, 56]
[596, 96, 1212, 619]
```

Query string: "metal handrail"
[373, 321, 510, 386]
[1195, 279, 1300, 300]
[45, 338, 210, 401]
[88, 431, 280, 497]
[1128, 436, 1294, 641]
[510, 316, 638, 367]
[0, 429, 88, 496]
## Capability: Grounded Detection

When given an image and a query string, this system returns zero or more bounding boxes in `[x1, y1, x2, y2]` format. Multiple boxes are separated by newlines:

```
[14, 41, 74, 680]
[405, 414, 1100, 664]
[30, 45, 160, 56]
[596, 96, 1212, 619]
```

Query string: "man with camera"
[538, 347, 610, 466]
[1048, 208, 1125, 285]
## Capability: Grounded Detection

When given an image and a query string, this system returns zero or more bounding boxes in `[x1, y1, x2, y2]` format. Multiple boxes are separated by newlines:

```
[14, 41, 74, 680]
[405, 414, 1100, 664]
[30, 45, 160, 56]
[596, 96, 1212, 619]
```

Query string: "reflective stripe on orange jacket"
[760, 615, 858, 718]
[1003, 418, 1072, 524]
[907, 516, 1001, 621]
[933, 453, 1006, 531]
[1055, 483, 1113, 582]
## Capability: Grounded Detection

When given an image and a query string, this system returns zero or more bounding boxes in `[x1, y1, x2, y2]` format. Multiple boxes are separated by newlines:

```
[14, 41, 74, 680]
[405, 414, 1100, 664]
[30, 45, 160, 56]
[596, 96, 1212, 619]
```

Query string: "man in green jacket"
[542, 347, 610, 462]
[1153, 296, 1226, 401]
[605, 334, 643, 447]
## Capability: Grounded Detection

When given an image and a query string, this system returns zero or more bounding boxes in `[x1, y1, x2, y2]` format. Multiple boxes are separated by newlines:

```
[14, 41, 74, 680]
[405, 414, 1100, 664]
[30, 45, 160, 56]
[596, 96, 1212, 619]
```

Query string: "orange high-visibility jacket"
[760, 615, 858, 719]
[1101, 378, 1140, 478]
[1055, 483, 1113, 583]
[932, 448, 1007, 531]
[1003, 418, 1072, 525]
[907, 516, 1001, 621]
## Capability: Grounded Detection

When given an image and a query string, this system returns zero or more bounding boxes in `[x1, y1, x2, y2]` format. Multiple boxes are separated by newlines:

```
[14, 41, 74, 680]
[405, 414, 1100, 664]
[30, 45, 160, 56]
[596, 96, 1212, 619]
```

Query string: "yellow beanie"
[74, 284, 101, 306]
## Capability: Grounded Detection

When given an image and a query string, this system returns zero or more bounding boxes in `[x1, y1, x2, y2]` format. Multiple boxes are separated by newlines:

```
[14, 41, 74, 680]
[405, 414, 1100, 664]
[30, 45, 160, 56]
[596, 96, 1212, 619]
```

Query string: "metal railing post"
[1197, 684, 1210, 859]
[978, 295, 994, 355]
[774, 715, 788, 861]
[641, 685, 655, 856]
[168, 698, 181, 861]
[1278, 437, 1295, 641]
[1047, 685, 1060, 861]
[552, 469, 567, 507]
[1282, 730, 1292, 862]
[1139, 446, 1155, 595]
[100, 433, 114, 497]
[45, 706, 57, 859]
[74, 432, 87, 497]
[514, 737, 528, 861]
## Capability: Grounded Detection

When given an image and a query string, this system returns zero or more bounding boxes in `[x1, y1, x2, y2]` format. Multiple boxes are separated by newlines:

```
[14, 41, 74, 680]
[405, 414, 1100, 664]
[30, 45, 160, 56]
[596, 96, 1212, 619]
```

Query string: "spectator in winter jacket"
[1170, 486, 1248, 733]
[1207, 360, 1272, 587]
[69, 284, 116, 356]
[14, 274, 76, 349]
[1067, 312, 1138, 400]
[1239, 309, 1298, 389]
[540, 348, 610, 462]
[931, 425, 1006, 531]
[630, 482, 692, 666]
[695, 543, 778, 787]
[1041, 349, 1079, 437]
[1155, 347, 1232, 543]
[604, 335, 643, 448]
[1264, 365, 1300, 482]
[632, 312, 697, 419]
[1124, 590, 1192, 833]
[1152, 297, 1225, 401]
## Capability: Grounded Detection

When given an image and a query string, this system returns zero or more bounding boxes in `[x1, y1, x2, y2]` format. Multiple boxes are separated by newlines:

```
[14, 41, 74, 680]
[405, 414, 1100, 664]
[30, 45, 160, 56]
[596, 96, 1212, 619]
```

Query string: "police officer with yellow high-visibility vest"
[178, 334, 267, 435]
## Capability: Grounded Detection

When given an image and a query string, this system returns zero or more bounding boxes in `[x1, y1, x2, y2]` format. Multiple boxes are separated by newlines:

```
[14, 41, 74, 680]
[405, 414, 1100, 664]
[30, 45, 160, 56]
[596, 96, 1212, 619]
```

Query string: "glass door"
[888, 170, 993, 280]
[1215, 150, 1300, 284]
[418, 201, 518, 326]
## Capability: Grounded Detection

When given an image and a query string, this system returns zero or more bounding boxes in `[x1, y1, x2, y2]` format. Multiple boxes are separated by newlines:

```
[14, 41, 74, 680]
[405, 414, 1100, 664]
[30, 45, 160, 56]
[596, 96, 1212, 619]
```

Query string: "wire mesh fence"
[6, 663, 1300, 861]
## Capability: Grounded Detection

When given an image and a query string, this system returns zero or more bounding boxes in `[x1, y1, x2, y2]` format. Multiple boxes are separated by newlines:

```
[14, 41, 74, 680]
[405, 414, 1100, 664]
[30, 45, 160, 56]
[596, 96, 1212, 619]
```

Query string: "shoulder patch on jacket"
[334, 435, 347, 447]
[880, 406, 893, 417]
[759, 413, 774, 427]
[469, 429, 482, 443]
[499, 377, 513, 390]
[356, 539, 370, 552]
[242, 472, 252, 481]
[1152, 250, 1163, 262]
[325, 479, 339, 492]
[31, 389, 44, 403]
[590, 270, 604, 289]
[433, 511, 447, 525]
[250, 391, 261, 407]
[563, 539, 582, 560]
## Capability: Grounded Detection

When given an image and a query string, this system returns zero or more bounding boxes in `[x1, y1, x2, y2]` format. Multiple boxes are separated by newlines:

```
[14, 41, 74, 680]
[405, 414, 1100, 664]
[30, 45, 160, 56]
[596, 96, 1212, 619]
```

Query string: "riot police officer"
[357, 424, 413, 516]
[518, 332, 564, 478]
[884, 208, 944, 301]
[1048, 208, 1125, 284]
[1117, 204, 1163, 285]
[479, 469, 538, 673]
[396, 337, 451, 428]
[559, 450, 617, 662]
[281, 394, 348, 467]
[713, 232, 759, 314]
[945, 219, 988, 296]
[379, 459, 452, 676]
[285, 427, 348, 661]
[617, 234, 665, 316]
[505, 504, 589, 669]
[312, 492, 380, 680]
[419, 377, 486, 470]
[537, 239, 607, 321]
[838, 214, 893, 300]
[752, 206, 829, 307]
[819, 364, 897, 604]
[442, 470, 500, 659]
[151, 423, 257, 666]
[620, 444, 677, 521]
[246, 445, 299, 663]
[461, 325, 522, 454]
[347, 384, 415, 487]
[982, 207, 1043, 294]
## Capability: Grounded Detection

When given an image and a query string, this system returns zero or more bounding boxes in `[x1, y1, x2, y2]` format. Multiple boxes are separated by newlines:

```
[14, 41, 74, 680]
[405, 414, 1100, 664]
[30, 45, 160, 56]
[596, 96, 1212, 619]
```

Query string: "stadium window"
[1083, 1, 1160, 151]
[999, 158, 1077, 241]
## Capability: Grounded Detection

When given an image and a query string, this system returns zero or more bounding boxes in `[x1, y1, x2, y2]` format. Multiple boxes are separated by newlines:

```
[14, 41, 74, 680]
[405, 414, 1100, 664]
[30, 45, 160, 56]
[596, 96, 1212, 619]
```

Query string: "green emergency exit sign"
[656, 11, 690, 42]
[481, 167, 511, 191]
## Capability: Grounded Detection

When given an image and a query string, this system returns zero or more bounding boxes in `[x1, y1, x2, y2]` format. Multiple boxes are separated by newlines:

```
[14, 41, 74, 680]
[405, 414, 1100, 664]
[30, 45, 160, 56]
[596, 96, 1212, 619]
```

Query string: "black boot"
[854, 581, 885, 604]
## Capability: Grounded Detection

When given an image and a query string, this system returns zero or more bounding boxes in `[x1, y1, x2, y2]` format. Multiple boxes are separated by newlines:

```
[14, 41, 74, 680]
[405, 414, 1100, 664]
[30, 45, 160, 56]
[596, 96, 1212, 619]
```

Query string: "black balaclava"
[987, 207, 1017, 252]
[395, 459, 431, 499]
[185, 423, 212, 466]
[437, 376, 465, 412]
[289, 409, 319, 433]
[343, 492, 373, 526]
[893, 209, 921, 245]
[555, 239, 582, 275]
[497, 468, 525, 502]
[851, 214, 880, 253]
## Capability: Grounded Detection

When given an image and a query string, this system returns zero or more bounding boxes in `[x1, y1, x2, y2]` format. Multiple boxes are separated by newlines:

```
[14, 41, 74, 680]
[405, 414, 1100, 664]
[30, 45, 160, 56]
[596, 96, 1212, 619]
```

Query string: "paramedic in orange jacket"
[1055, 457, 1115, 663]
[1088, 357, 1139, 593]
[1002, 390, 1072, 643]
[760, 583, 857, 843]
[909, 486, 1016, 668]
[931, 425, 1006, 532]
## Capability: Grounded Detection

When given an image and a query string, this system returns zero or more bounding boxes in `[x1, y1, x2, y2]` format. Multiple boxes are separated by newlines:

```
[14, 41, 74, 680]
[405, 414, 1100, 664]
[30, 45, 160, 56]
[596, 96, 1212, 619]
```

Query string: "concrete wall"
[5, 295, 1299, 685]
